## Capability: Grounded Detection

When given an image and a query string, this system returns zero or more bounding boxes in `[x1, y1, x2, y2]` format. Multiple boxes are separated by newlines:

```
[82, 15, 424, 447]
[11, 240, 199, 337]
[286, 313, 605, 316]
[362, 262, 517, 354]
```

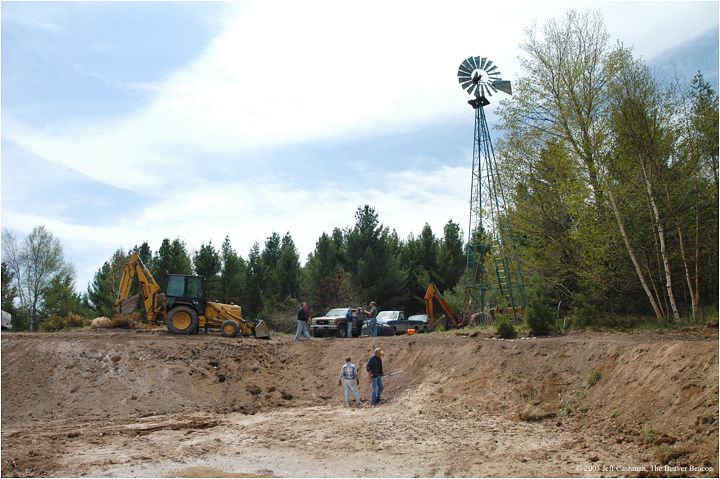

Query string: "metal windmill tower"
[457, 56, 527, 323]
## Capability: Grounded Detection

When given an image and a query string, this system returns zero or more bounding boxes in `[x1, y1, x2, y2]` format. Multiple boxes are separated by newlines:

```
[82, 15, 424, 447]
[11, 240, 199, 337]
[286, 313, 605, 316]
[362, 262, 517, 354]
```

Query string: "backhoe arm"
[425, 282, 460, 328]
[116, 252, 164, 323]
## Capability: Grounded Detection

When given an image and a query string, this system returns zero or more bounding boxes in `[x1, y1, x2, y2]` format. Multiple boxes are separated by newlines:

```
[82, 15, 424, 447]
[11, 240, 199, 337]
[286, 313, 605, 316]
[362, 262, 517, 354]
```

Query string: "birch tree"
[1, 226, 72, 330]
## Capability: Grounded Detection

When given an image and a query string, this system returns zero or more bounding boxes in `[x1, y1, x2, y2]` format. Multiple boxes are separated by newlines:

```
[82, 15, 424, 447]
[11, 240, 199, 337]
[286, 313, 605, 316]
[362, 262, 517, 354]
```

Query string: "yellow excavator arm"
[115, 252, 165, 323]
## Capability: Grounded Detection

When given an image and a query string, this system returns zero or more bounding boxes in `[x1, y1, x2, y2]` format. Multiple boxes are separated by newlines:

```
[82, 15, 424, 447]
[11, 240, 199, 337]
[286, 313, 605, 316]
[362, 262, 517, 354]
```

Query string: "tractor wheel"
[335, 322, 347, 338]
[221, 320, 240, 338]
[167, 306, 199, 335]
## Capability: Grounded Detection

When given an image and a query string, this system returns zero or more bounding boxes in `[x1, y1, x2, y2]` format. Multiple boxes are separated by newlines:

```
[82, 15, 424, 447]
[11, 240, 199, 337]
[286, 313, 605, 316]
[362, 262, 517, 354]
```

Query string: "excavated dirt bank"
[1, 328, 718, 477]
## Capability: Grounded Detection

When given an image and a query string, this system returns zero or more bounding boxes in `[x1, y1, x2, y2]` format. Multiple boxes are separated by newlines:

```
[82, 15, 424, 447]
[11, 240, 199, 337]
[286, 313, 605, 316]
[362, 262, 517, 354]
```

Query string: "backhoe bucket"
[253, 320, 270, 339]
[120, 293, 140, 315]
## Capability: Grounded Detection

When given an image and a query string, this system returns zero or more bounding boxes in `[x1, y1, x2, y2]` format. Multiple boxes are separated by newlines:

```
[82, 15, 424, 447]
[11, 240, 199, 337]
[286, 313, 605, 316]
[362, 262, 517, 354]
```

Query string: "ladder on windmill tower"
[457, 56, 527, 323]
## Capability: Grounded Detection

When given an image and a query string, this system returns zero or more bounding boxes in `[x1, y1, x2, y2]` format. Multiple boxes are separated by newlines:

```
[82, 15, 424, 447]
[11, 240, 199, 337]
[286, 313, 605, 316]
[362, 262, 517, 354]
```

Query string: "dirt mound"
[1, 328, 717, 477]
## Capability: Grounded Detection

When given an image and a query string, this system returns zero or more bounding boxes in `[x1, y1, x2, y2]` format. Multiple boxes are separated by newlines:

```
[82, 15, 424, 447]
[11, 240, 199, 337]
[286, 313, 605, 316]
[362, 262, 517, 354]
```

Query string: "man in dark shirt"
[366, 347, 384, 404]
[294, 302, 312, 340]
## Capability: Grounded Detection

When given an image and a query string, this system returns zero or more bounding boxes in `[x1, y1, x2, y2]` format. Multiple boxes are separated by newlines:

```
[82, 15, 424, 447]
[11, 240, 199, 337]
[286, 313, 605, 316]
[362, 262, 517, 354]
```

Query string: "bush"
[520, 406, 555, 422]
[41, 313, 88, 332]
[495, 315, 516, 339]
[585, 369, 602, 388]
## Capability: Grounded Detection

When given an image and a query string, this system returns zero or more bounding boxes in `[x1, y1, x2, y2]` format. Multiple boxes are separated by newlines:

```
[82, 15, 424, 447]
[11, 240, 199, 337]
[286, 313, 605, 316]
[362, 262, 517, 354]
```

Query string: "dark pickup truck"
[381, 311, 430, 334]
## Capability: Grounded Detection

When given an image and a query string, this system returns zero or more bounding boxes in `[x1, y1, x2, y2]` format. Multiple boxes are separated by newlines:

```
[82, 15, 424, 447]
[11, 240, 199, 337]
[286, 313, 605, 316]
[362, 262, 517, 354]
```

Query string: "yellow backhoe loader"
[115, 252, 270, 338]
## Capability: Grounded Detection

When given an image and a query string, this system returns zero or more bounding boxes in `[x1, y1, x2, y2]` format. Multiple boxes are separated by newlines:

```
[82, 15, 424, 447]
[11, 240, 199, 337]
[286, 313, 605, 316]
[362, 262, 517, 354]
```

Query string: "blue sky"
[1, 1, 718, 292]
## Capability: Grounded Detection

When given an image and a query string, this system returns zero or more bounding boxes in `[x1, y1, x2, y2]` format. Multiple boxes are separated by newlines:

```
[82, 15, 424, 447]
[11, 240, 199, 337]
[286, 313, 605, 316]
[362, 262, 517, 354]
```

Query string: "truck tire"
[167, 306, 199, 335]
[220, 320, 240, 338]
[335, 322, 347, 338]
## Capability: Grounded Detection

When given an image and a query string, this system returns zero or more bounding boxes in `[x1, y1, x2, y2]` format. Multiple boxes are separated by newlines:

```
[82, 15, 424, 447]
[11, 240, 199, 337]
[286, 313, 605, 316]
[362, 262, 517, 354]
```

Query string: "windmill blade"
[457, 67, 472, 77]
[480, 57, 487, 70]
[459, 59, 473, 74]
[488, 83, 498, 93]
[486, 64, 499, 74]
[468, 56, 479, 69]
[460, 80, 474, 91]
[486, 85, 493, 97]
[484, 60, 494, 71]
[458, 74, 472, 85]
[458, 63, 473, 76]
[466, 83, 477, 96]
[492, 80, 512, 95]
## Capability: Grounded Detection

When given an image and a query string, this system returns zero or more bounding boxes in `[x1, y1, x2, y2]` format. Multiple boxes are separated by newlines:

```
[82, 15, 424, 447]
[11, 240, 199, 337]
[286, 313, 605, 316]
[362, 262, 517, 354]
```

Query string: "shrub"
[585, 369, 602, 388]
[524, 277, 556, 336]
[495, 315, 516, 339]
[41, 313, 87, 332]
[520, 406, 555, 422]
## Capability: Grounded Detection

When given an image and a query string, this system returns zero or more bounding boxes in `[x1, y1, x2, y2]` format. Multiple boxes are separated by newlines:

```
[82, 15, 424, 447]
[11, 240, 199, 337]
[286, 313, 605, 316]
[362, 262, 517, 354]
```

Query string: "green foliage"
[495, 314, 516, 339]
[193, 241, 222, 299]
[303, 232, 352, 311]
[219, 236, 246, 305]
[1, 262, 17, 314]
[152, 238, 192, 290]
[498, 9, 718, 324]
[41, 267, 89, 321]
[585, 369, 602, 388]
[87, 249, 129, 317]
[437, 220, 465, 292]
[345, 206, 407, 307]
[243, 242, 264, 317]
[524, 277, 556, 336]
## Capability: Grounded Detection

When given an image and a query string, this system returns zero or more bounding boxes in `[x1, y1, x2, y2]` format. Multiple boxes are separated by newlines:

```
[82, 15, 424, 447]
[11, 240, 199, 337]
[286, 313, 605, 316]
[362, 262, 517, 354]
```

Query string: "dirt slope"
[1, 328, 717, 477]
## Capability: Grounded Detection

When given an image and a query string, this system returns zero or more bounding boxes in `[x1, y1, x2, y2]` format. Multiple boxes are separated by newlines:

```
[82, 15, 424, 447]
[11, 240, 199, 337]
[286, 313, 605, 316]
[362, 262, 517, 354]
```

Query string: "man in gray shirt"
[368, 301, 378, 336]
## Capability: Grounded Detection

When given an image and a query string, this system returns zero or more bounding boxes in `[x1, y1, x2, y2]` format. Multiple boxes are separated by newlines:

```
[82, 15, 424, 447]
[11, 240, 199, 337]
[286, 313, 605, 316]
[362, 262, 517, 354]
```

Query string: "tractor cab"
[165, 274, 207, 313]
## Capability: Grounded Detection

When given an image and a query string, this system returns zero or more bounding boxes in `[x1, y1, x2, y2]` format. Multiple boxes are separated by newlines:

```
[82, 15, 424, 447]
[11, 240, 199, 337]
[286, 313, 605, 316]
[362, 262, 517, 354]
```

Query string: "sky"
[1, 1, 718, 293]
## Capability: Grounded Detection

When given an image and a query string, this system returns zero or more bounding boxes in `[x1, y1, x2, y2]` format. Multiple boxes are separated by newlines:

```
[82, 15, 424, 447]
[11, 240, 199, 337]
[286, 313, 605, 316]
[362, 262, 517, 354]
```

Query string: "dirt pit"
[1, 328, 718, 477]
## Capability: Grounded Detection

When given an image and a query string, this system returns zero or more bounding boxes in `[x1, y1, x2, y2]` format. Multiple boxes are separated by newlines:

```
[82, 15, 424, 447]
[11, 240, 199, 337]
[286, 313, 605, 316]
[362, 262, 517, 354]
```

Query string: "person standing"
[366, 348, 384, 404]
[345, 307, 354, 338]
[368, 301, 378, 337]
[355, 306, 366, 338]
[338, 357, 362, 407]
[295, 302, 312, 340]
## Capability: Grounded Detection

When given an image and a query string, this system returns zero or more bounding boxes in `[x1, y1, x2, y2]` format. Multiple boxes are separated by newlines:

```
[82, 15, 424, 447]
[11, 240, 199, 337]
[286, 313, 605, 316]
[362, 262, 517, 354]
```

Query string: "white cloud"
[7, 1, 715, 193]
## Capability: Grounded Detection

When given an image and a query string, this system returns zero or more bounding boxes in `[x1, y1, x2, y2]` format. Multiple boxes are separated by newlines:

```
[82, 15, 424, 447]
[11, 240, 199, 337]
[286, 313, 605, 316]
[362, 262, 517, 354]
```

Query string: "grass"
[569, 305, 719, 332]
[585, 369, 602, 389]
[654, 445, 687, 465]
[520, 406, 556, 422]
[642, 428, 657, 445]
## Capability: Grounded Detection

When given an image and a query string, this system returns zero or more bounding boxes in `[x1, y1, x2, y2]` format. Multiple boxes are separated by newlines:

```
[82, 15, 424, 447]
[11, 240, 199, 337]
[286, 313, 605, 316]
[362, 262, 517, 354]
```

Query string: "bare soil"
[1, 327, 718, 477]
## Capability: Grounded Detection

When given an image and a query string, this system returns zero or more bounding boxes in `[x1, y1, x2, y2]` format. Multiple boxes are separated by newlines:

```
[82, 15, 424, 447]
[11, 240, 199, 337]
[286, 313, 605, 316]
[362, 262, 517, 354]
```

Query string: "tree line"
[2, 9, 717, 331]
[1, 207, 465, 330]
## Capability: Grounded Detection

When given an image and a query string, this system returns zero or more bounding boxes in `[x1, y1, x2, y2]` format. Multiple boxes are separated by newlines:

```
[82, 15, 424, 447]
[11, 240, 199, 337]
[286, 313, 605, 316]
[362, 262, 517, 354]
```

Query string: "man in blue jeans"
[366, 348, 384, 404]
[368, 301, 378, 337]
[294, 302, 312, 340]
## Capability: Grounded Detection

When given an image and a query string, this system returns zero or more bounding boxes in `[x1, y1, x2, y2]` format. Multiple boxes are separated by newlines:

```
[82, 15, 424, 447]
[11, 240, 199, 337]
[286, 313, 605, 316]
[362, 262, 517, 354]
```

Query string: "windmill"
[457, 56, 526, 323]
